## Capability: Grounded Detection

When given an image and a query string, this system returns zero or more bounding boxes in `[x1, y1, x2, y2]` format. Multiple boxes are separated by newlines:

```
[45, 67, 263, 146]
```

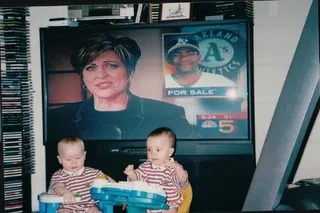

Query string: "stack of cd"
[0, 7, 34, 213]
[192, 1, 254, 22]
[149, 4, 160, 23]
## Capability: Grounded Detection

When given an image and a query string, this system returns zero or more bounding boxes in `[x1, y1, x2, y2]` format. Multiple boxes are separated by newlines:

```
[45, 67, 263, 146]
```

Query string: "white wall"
[29, 6, 68, 211]
[29, 1, 318, 211]
[253, 0, 320, 183]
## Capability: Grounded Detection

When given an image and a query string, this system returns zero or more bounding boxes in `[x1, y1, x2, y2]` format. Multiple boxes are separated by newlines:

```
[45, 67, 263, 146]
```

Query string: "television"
[40, 19, 254, 155]
[41, 19, 255, 212]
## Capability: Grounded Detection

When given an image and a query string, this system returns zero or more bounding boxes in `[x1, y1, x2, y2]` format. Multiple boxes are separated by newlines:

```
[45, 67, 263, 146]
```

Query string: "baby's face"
[146, 135, 174, 166]
[57, 143, 86, 173]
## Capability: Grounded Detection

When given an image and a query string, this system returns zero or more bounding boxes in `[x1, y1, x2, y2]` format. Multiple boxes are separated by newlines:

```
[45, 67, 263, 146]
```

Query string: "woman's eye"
[66, 159, 71, 161]
[85, 65, 95, 71]
[156, 149, 160, 152]
[105, 64, 118, 69]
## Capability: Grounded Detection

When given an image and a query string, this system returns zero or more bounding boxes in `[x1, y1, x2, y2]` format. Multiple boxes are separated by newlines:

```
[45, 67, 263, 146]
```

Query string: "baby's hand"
[62, 190, 75, 204]
[164, 158, 179, 170]
[124, 164, 134, 176]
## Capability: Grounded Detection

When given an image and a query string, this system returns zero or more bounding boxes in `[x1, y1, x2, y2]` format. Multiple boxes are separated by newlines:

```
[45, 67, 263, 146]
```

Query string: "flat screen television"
[40, 19, 254, 155]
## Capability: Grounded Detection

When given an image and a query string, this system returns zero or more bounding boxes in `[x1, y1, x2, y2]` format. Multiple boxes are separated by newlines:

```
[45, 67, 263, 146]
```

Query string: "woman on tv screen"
[47, 33, 195, 141]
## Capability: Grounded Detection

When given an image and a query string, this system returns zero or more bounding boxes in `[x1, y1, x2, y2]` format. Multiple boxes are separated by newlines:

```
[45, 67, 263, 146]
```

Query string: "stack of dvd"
[193, 1, 254, 22]
[0, 7, 34, 213]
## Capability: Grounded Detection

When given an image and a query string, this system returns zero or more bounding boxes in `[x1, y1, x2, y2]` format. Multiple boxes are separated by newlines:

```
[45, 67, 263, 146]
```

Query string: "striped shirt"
[134, 161, 188, 212]
[48, 167, 104, 212]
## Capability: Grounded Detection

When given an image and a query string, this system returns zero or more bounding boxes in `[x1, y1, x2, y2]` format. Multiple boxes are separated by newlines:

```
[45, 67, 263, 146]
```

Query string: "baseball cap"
[166, 37, 200, 59]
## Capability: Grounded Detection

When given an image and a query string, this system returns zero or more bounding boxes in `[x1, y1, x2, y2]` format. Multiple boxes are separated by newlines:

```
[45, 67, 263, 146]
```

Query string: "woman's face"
[82, 51, 131, 99]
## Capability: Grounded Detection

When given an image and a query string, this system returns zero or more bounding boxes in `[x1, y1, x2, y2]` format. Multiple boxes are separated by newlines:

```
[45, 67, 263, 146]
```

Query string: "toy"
[91, 178, 169, 213]
[38, 193, 81, 213]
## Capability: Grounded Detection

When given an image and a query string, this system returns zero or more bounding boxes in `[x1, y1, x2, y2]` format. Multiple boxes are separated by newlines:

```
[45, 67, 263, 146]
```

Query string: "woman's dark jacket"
[46, 93, 194, 142]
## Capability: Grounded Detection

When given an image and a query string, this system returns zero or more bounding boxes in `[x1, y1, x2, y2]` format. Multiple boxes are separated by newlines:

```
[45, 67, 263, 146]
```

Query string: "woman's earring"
[82, 84, 87, 90]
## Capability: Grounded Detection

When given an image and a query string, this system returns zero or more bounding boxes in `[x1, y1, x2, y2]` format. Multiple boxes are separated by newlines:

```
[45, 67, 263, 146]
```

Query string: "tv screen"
[41, 20, 253, 152]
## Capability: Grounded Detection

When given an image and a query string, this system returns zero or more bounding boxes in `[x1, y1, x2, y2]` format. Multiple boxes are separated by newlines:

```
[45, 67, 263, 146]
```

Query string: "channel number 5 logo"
[218, 120, 235, 134]
[200, 114, 236, 134]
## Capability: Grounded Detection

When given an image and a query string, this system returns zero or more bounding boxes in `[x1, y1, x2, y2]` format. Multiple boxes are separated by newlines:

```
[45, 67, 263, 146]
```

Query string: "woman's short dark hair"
[70, 33, 142, 76]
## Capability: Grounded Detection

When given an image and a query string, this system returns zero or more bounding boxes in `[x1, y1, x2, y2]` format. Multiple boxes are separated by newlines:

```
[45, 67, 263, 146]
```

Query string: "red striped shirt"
[48, 167, 104, 212]
[134, 161, 188, 212]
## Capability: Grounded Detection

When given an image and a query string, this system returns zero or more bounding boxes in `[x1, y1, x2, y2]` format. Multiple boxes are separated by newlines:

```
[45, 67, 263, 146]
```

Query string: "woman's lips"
[95, 82, 112, 89]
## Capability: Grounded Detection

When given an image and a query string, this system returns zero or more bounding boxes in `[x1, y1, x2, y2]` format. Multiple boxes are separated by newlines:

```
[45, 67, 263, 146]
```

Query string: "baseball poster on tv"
[41, 20, 251, 143]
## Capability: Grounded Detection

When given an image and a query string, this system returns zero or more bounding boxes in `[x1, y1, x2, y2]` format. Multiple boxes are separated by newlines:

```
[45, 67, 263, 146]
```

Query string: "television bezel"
[40, 19, 255, 156]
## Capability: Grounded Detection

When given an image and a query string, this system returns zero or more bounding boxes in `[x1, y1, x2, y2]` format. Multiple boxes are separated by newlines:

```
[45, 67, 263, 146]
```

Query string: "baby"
[48, 137, 116, 213]
[124, 127, 189, 213]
